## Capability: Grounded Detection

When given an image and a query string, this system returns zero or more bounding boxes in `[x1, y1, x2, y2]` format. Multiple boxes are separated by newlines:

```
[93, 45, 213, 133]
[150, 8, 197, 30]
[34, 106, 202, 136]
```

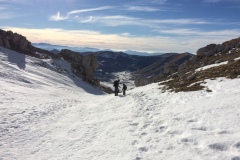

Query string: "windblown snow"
[0, 46, 240, 160]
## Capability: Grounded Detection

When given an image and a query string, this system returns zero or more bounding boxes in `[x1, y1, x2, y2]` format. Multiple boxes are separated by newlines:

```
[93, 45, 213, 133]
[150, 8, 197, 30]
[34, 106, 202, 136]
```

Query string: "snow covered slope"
[1, 47, 240, 160]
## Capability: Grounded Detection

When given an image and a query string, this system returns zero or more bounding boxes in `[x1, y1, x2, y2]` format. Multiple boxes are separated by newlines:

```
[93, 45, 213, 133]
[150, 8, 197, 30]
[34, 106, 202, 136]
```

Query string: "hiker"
[122, 83, 127, 95]
[113, 80, 120, 96]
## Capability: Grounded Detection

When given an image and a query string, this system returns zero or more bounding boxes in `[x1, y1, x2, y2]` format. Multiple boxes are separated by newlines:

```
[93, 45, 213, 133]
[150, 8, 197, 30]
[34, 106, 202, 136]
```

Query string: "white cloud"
[80, 15, 211, 27]
[90, 15, 143, 26]
[125, 6, 159, 12]
[67, 6, 114, 15]
[49, 12, 68, 21]
[0, 5, 8, 10]
[146, 19, 210, 25]
[203, 0, 221, 3]
[158, 28, 240, 37]
[81, 16, 93, 23]
[120, 33, 131, 36]
[0, 12, 16, 19]
[152, 0, 168, 4]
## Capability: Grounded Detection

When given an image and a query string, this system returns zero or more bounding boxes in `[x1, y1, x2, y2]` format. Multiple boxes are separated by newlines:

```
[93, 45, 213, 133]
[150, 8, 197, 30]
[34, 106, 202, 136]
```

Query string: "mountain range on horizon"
[32, 43, 167, 56]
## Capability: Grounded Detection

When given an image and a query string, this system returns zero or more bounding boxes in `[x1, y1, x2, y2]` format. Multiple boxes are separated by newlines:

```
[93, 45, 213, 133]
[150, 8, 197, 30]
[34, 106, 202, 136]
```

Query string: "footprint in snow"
[132, 140, 138, 145]
[186, 119, 197, 123]
[134, 156, 142, 160]
[141, 132, 147, 136]
[138, 147, 148, 152]
[218, 130, 232, 134]
[130, 122, 139, 126]
[208, 142, 228, 151]
[181, 137, 198, 145]
[234, 142, 240, 148]
[141, 123, 150, 129]
[191, 126, 207, 131]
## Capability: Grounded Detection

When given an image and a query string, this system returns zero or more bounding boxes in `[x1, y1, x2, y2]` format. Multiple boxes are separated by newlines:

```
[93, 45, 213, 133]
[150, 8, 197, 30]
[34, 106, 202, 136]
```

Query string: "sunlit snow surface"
[1, 46, 240, 160]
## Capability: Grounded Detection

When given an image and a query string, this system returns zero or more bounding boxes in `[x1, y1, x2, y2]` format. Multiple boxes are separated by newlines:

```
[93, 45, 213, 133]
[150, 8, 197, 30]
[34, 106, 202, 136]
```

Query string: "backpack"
[123, 84, 127, 90]
[113, 80, 119, 87]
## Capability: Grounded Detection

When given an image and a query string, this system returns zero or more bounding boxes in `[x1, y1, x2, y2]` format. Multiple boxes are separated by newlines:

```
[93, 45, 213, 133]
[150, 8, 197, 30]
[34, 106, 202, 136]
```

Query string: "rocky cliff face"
[59, 49, 99, 83]
[0, 29, 32, 53]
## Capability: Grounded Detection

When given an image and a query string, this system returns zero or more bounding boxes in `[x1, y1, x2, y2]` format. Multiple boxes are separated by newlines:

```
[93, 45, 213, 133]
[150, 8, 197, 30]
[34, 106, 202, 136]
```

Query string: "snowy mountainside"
[1, 47, 240, 160]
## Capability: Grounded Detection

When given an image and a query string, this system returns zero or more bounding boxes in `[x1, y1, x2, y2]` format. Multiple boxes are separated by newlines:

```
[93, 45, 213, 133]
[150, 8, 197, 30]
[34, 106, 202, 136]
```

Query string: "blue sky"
[1, 0, 240, 53]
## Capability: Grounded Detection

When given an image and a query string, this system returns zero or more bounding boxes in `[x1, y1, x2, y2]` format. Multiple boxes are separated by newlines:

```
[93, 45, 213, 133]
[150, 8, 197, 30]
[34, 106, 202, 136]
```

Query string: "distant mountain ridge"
[33, 43, 166, 56]
[32, 43, 100, 53]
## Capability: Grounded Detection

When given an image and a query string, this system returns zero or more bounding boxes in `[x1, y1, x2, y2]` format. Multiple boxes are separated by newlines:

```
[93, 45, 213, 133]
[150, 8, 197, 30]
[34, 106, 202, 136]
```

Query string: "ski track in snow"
[1, 47, 240, 160]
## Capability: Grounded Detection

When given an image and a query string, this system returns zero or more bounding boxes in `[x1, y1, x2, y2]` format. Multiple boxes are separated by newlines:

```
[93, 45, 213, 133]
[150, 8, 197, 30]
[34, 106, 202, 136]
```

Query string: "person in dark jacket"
[113, 80, 120, 96]
[122, 83, 127, 95]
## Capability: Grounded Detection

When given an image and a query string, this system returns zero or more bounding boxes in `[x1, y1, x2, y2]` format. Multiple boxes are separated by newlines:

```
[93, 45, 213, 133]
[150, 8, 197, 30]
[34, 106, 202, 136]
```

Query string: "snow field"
[1, 47, 240, 160]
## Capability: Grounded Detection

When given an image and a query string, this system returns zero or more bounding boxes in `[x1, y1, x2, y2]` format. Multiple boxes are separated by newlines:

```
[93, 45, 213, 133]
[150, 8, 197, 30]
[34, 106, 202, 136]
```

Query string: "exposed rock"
[164, 63, 178, 75]
[59, 49, 99, 82]
[0, 29, 31, 52]
[3, 38, 11, 49]
[0, 37, 4, 46]
[187, 73, 197, 81]
[197, 44, 217, 56]
[134, 77, 151, 87]
[196, 40, 240, 57]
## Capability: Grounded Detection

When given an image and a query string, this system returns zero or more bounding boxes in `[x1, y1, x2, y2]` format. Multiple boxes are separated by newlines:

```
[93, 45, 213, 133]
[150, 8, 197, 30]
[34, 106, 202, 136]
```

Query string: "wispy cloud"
[0, 12, 16, 19]
[0, 5, 8, 10]
[81, 16, 93, 23]
[146, 19, 210, 25]
[0, 4, 19, 19]
[49, 6, 116, 22]
[89, 15, 142, 26]
[203, 0, 221, 3]
[125, 6, 159, 12]
[79, 15, 211, 27]
[157, 28, 240, 37]
[67, 6, 114, 15]
[49, 12, 68, 21]
[152, 0, 168, 4]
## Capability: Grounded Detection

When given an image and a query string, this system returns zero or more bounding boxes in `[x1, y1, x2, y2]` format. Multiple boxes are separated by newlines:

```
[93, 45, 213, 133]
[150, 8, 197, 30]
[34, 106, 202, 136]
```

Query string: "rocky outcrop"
[197, 37, 240, 57]
[59, 49, 99, 82]
[0, 29, 32, 53]
[163, 63, 179, 75]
